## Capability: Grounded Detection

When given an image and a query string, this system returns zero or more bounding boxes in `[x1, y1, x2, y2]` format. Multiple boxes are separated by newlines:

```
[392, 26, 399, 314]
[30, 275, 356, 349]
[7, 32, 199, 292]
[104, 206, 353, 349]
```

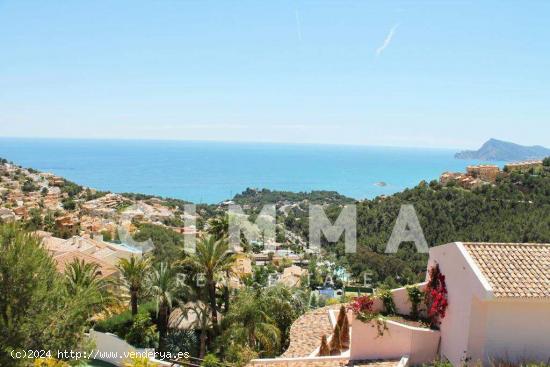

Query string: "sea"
[0, 138, 500, 204]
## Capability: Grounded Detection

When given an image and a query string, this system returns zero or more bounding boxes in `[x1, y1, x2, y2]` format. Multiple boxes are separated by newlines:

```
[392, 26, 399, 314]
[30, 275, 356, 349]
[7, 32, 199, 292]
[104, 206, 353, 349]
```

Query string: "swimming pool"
[114, 241, 143, 253]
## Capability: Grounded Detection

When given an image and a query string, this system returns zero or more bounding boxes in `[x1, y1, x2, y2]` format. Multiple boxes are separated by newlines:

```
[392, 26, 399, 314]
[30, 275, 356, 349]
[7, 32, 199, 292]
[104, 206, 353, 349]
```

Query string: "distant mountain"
[455, 139, 550, 161]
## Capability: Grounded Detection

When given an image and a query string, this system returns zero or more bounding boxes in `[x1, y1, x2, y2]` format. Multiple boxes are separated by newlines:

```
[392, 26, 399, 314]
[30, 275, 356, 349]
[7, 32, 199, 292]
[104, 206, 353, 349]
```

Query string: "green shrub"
[125, 310, 158, 348]
[133, 223, 184, 263]
[61, 180, 83, 197]
[122, 356, 160, 367]
[22, 180, 38, 193]
[309, 292, 318, 308]
[94, 301, 157, 339]
[223, 344, 258, 367]
[377, 288, 396, 315]
[165, 329, 199, 357]
[61, 197, 76, 210]
[101, 230, 112, 242]
[406, 285, 423, 319]
[423, 360, 453, 367]
[93, 310, 133, 336]
[201, 354, 219, 367]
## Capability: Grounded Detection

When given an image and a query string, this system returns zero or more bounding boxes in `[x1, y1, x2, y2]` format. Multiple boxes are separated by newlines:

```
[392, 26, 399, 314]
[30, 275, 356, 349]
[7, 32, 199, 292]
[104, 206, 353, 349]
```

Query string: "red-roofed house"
[428, 242, 550, 365]
[249, 241, 550, 367]
[53, 251, 119, 279]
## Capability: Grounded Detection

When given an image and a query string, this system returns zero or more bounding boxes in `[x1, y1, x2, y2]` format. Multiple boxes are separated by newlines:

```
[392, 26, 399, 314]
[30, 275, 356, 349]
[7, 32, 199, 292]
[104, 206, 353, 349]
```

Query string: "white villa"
[248, 241, 550, 367]
[430, 242, 550, 365]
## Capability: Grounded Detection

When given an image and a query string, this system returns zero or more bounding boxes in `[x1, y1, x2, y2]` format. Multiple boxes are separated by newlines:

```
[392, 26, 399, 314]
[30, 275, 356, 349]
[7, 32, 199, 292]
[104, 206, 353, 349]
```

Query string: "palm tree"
[207, 215, 229, 241]
[260, 285, 308, 350]
[147, 262, 184, 352]
[207, 213, 247, 250]
[178, 302, 212, 358]
[223, 288, 280, 355]
[182, 235, 236, 331]
[64, 259, 118, 316]
[117, 255, 151, 316]
[207, 214, 242, 313]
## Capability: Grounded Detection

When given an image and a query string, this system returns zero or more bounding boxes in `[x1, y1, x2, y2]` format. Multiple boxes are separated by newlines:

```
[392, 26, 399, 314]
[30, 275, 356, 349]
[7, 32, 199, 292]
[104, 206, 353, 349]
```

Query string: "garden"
[313, 263, 449, 363]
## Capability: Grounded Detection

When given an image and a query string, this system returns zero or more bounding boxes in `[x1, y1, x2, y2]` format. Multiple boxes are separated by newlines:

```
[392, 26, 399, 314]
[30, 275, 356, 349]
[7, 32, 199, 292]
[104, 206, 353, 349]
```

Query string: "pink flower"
[349, 295, 374, 314]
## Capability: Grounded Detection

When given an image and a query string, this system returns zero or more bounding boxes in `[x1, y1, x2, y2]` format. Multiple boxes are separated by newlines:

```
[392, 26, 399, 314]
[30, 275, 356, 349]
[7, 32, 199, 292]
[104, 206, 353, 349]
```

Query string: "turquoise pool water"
[111, 241, 143, 253]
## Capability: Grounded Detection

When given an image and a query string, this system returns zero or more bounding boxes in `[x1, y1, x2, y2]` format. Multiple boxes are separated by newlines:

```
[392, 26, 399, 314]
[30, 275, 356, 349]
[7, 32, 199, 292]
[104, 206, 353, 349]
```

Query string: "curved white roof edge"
[455, 241, 494, 299]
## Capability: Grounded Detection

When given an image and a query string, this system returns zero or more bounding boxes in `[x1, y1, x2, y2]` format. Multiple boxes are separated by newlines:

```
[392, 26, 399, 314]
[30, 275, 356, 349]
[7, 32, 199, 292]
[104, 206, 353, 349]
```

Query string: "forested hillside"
[233, 188, 355, 207]
[284, 162, 550, 287]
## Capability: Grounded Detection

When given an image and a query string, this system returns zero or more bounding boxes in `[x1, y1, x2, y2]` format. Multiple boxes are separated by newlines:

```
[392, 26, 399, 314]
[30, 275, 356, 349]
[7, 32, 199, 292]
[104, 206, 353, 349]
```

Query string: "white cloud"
[376, 23, 399, 56]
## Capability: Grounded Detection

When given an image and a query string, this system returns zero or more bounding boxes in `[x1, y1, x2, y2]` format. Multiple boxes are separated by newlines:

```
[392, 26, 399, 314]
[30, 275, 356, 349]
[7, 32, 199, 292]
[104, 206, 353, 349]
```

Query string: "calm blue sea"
[0, 138, 499, 204]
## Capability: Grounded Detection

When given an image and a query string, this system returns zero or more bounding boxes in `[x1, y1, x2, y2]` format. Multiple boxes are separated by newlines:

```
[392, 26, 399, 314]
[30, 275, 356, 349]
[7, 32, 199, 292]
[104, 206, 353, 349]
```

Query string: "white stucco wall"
[370, 283, 428, 316]
[390, 283, 428, 316]
[350, 316, 440, 365]
[427, 242, 492, 366]
[466, 296, 488, 363]
[428, 242, 550, 366]
[481, 299, 550, 364]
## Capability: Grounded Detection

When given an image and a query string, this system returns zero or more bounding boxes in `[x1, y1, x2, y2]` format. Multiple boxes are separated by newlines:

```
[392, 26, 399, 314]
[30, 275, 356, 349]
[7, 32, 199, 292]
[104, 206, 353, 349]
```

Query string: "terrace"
[82, 242, 549, 367]
[249, 241, 550, 367]
[249, 302, 412, 367]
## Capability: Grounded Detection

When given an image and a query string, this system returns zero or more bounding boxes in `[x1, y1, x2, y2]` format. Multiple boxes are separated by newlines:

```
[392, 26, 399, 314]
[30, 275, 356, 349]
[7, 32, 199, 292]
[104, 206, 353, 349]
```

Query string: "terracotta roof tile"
[53, 251, 119, 278]
[463, 243, 550, 299]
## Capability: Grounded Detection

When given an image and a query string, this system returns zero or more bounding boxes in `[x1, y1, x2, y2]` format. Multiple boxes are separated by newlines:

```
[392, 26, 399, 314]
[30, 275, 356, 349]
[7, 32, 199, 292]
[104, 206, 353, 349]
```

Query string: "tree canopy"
[0, 224, 93, 366]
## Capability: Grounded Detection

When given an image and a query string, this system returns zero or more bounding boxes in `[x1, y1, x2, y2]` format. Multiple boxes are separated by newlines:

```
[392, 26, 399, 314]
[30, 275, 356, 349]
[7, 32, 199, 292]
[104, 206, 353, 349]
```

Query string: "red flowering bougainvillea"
[348, 295, 388, 336]
[349, 295, 374, 315]
[424, 263, 448, 328]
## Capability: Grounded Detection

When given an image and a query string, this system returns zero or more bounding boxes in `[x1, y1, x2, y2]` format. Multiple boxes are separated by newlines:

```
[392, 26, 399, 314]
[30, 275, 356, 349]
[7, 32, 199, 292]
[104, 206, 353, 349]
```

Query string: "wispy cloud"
[295, 9, 302, 41]
[376, 23, 399, 56]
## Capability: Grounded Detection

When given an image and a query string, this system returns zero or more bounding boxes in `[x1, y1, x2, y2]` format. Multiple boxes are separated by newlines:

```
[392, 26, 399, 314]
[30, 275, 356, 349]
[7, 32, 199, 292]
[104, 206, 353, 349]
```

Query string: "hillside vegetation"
[233, 188, 355, 208]
[283, 161, 550, 287]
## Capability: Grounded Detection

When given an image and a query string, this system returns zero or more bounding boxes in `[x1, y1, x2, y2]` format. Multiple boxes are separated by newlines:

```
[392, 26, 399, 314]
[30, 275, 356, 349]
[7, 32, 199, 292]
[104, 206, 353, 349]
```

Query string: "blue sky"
[0, 0, 549, 149]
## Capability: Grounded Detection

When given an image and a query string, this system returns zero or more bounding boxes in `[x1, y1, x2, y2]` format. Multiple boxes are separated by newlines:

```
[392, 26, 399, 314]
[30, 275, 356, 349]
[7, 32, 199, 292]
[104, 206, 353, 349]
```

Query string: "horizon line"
[0, 135, 466, 151]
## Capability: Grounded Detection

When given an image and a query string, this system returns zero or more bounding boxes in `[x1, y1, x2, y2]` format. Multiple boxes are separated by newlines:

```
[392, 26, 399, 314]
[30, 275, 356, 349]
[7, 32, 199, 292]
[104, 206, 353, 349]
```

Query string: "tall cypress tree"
[340, 313, 350, 349]
[329, 324, 342, 355]
[319, 335, 330, 356]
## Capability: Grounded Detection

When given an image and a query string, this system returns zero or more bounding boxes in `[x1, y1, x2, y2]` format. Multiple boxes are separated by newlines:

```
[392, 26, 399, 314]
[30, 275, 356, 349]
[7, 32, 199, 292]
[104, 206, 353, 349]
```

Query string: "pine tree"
[319, 335, 330, 356]
[329, 324, 342, 355]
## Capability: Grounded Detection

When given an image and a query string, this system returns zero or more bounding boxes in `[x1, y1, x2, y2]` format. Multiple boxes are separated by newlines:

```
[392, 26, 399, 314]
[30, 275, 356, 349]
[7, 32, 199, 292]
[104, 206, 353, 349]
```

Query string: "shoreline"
[0, 140, 497, 204]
